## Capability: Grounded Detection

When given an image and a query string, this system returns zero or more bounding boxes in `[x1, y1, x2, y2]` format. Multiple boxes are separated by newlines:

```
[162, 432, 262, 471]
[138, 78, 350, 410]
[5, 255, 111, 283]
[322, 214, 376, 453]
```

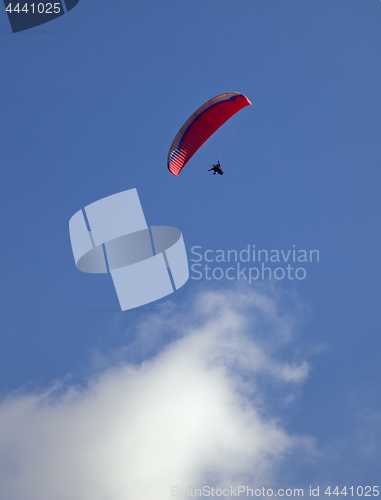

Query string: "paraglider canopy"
[167, 92, 252, 176]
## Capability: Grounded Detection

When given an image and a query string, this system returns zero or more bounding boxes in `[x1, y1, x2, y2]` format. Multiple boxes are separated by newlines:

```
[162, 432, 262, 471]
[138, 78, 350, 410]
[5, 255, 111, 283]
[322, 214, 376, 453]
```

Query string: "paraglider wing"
[167, 92, 252, 176]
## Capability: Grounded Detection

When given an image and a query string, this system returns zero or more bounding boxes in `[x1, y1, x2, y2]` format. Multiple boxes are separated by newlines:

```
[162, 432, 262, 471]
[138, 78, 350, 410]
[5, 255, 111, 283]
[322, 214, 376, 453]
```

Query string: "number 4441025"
[325, 486, 379, 496]
[6, 3, 61, 14]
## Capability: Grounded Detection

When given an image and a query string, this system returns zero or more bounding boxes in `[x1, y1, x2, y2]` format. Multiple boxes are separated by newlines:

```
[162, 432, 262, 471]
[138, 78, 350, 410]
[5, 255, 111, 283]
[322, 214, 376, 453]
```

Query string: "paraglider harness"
[209, 161, 224, 175]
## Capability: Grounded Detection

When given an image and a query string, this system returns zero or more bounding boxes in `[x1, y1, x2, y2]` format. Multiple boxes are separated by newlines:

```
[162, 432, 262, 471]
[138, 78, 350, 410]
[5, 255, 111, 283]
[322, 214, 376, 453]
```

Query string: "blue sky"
[0, 1, 381, 498]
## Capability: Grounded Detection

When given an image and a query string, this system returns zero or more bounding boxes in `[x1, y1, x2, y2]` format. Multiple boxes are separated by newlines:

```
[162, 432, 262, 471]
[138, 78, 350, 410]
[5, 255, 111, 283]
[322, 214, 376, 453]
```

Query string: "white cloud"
[0, 284, 313, 500]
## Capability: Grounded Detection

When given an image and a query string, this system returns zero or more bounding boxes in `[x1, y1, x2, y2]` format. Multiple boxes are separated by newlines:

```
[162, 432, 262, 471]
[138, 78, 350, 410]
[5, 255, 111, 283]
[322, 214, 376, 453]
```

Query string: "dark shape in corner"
[3, 0, 80, 33]
[64, 0, 79, 12]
